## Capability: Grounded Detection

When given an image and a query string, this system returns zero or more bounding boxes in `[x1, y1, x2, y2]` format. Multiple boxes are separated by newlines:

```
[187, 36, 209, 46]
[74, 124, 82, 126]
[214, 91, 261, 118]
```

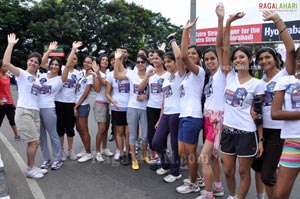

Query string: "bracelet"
[279, 27, 287, 34]
[274, 18, 282, 25]
[167, 35, 176, 44]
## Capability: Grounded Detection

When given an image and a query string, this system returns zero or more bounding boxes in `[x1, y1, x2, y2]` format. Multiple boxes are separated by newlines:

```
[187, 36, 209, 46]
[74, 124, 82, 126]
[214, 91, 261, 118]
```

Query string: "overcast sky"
[126, 0, 299, 28]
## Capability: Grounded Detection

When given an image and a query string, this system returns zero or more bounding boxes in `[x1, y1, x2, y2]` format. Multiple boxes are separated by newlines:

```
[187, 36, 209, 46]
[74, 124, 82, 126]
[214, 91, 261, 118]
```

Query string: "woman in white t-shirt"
[220, 13, 264, 199]
[175, 19, 206, 194]
[3, 33, 48, 179]
[114, 49, 149, 170]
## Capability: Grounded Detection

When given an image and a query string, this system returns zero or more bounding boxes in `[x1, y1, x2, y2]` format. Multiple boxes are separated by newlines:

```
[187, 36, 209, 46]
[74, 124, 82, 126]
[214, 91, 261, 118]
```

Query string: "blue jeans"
[40, 108, 62, 162]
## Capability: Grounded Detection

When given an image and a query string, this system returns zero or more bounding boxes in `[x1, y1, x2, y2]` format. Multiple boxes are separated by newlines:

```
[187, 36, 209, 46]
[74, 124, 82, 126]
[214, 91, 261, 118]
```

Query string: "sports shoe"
[68, 149, 77, 160]
[62, 150, 67, 161]
[120, 155, 130, 166]
[114, 149, 120, 160]
[40, 160, 51, 169]
[213, 186, 224, 197]
[95, 152, 105, 162]
[196, 190, 215, 199]
[78, 153, 93, 163]
[101, 148, 114, 157]
[132, 160, 139, 170]
[183, 177, 205, 188]
[77, 149, 86, 158]
[149, 157, 157, 164]
[176, 182, 200, 194]
[14, 135, 21, 141]
[51, 161, 63, 170]
[227, 195, 238, 199]
[25, 167, 44, 179]
[163, 174, 182, 183]
[142, 156, 150, 164]
[156, 168, 169, 175]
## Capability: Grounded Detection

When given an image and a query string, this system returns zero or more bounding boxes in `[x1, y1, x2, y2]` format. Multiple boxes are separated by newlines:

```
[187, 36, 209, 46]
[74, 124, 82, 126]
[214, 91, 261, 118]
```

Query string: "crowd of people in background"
[1, 3, 300, 199]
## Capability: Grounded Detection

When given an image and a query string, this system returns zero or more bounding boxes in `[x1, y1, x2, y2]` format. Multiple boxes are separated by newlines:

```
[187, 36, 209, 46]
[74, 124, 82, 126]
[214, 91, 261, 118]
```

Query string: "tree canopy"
[0, 0, 181, 67]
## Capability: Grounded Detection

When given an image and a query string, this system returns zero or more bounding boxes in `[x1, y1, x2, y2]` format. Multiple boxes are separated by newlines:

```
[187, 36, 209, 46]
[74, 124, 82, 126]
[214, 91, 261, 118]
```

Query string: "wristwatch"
[259, 138, 265, 142]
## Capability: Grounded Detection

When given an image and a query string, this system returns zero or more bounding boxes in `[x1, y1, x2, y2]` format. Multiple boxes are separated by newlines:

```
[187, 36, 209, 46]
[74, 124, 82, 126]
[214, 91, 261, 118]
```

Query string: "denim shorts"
[77, 104, 90, 117]
[178, 117, 203, 144]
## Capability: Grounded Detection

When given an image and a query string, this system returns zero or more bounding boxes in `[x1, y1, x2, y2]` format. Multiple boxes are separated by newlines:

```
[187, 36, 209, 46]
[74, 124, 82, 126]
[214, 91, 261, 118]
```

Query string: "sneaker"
[62, 150, 67, 161]
[40, 160, 51, 169]
[14, 135, 21, 141]
[149, 157, 157, 165]
[196, 190, 215, 199]
[142, 156, 150, 164]
[227, 195, 238, 199]
[101, 148, 114, 157]
[132, 160, 139, 170]
[176, 182, 200, 194]
[51, 161, 63, 170]
[120, 155, 130, 166]
[95, 152, 105, 162]
[34, 167, 48, 174]
[213, 186, 224, 197]
[183, 177, 205, 188]
[114, 149, 120, 160]
[163, 174, 182, 183]
[78, 153, 93, 163]
[68, 149, 77, 160]
[77, 149, 86, 158]
[108, 132, 114, 141]
[25, 167, 44, 179]
[156, 168, 169, 175]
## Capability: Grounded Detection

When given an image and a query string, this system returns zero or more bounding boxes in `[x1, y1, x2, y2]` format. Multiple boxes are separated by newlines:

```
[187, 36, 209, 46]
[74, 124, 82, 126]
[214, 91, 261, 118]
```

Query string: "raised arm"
[181, 17, 200, 75]
[215, 3, 224, 66]
[3, 33, 20, 76]
[114, 49, 128, 80]
[222, 12, 245, 76]
[91, 60, 101, 93]
[62, 41, 82, 82]
[167, 32, 185, 77]
[263, 11, 295, 75]
[41, 41, 58, 70]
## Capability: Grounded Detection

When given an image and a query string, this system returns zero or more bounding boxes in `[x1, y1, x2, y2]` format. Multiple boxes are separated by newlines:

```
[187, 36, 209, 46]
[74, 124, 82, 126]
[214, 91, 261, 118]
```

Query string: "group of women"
[2, 3, 300, 199]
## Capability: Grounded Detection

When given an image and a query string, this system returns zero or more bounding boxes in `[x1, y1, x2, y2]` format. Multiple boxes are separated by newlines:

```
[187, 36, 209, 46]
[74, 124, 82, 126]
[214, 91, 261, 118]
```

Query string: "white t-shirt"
[274, 75, 300, 138]
[16, 69, 41, 110]
[223, 70, 264, 132]
[162, 72, 184, 114]
[95, 71, 108, 103]
[179, 67, 205, 118]
[204, 67, 226, 111]
[133, 65, 154, 73]
[55, 66, 83, 103]
[261, 69, 288, 129]
[75, 74, 93, 105]
[126, 70, 148, 110]
[38, 73, 63, 108]
[147, 72, 170, 109]
[107, 71, 129, 111]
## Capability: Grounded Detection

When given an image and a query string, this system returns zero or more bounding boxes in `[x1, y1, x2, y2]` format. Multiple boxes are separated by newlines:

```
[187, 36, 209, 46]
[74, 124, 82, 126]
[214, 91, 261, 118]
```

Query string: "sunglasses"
[136, 61, 146, 64]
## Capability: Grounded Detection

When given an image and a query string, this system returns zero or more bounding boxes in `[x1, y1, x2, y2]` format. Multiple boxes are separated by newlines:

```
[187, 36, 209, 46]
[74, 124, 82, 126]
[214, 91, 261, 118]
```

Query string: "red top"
[0, 74, 14, 104]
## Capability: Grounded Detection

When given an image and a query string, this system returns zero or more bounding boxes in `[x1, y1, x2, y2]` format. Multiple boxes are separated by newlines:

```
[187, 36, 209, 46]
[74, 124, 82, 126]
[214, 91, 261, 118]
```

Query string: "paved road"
[0, 85, 299, 199]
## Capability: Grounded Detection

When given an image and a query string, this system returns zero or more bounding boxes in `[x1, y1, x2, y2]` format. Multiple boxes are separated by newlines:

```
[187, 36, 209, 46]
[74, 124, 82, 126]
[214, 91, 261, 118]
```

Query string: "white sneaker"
[51, 161, 63, 170]
[40, 160, 51, 169]
[25, 167, 44, 179]
[156, 168, 169, 175]
[114, 149, 120, 160]
[176, 182, 200, 194]
[101, 148, 114, 157]
[96, 152, 105, 162]
[183, 177, 205, 188]
[68, 149, 77, 160]
[163, 174, 182, 183]
[196, 190, 215, 199]
[77, 149, 86, 158]
[62, 150, 67, 161]
[227, 195, 237, 199]
[78, 153, 93, 163]
[34, 167, 48, 174]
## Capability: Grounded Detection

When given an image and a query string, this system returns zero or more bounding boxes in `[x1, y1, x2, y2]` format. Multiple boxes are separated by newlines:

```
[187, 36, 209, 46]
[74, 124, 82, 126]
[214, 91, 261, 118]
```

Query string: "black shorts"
[0, 104, 16, 126]
[111, 110, 127, 126]
[221, 127, 258, 157]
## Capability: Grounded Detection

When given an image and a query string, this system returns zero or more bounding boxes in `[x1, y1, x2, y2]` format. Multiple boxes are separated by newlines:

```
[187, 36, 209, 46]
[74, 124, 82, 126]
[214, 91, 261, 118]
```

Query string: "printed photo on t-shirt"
[163, 85, 172, 98]
[179, 84, 185, 98]
[286, 83, 300, 109]
[40, 85, 52, 95]
[134, 84, 147, 95]
[118, 82, 130, 93]
[225, 88, 248, 107]
[264, 81, 276, 106]
[31, 84, 40, 96]
[204, 76, 213, 98]
[150, 78, 164, 93]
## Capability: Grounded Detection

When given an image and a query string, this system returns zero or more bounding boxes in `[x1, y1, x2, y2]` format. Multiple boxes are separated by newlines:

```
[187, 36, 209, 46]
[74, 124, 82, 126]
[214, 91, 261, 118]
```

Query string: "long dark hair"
[49, 57, 63, 75]
[231, 46, 254, 76]
[255, 47, 279, 69]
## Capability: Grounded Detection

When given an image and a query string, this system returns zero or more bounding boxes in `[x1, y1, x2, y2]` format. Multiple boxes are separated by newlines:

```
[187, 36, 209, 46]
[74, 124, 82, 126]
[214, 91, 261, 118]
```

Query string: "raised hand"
[146, 68, 156, 77]
[158, 42, 166, 51]
[216, 3, 224, 19]
[72, 41, 82, 50]
[48, 41, 58, 51]
[114, 48, 123, 60]
[91, 60, 100, 73]
[262, 10, 280, 22]
[7, 33, 19, 45]
[228, 12, 245, 23]
[184, 17, 198, 30]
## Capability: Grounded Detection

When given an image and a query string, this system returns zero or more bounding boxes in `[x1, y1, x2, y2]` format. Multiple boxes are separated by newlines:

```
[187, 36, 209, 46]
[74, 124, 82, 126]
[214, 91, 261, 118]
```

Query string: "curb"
[0, 154, 11, 199]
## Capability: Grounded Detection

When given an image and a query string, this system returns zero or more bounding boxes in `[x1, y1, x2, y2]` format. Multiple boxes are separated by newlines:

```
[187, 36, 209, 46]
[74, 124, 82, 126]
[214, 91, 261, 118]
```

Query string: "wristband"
[167, 35, 176, 44]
